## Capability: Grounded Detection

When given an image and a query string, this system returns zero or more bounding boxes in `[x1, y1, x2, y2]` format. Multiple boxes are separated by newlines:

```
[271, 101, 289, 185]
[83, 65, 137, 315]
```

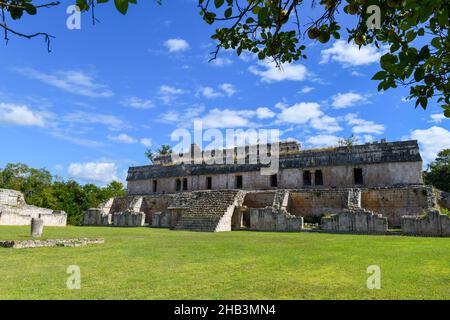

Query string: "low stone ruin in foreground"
[0, 189, 67, 227]
[83, 187, 450, 237]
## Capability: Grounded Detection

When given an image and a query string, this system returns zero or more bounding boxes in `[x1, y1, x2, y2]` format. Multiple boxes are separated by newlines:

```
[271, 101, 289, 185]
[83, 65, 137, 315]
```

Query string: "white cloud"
[159, 85, 187, 104]
[277, 102, 323, 124]
[256, 107, 275, 119]
[249, 60, 308, 82]
[320, 40, 383, 67]
[199, 83, 236, 99]
[159, 110, 181, 123]
[15, 68, 113, 98]
[121, 97, 154, 109]
[159, 85, 186, 95]
[158, 105, 205, 125]
[196, 108, 254, 129]
[108, 133, 137, 144]
[410, 126, 450, 165]
[299, 86, 314, 94]
[306, 135, 341, 147]
[164, 38, 190, 53]
[219, 83, 236, 96]
[68, 162, 118, 183]
[345, 113, 385, 134]
[332, 92, 367, 109]
[429, 113, 447, 124]
[209, 57, 233, 67]
[0, 103, 47, 127]
[63, 111, 125, 131]
[140, 138, 152, 148]
[200, 86, 222, 99]
[310, 115, 342, 133]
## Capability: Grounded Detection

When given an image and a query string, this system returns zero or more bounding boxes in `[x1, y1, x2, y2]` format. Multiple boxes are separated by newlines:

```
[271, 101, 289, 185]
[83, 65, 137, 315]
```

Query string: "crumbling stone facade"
[0, 189, 67, 227]
[83, 140, 449, 236]
[402, 210, 450, 237]
[320, 189, 388, 234]
[127, 140, 423, 194]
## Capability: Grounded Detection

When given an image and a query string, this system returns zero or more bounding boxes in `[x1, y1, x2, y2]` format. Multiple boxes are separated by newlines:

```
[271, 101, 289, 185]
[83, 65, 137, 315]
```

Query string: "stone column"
[31, 217, 44, 237]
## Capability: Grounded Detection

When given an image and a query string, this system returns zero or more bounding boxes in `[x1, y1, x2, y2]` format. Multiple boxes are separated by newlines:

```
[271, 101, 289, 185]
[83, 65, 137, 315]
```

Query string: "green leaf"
[114, 0, 128, 15]
[214, 0, 224, 9]
[23, 4, 37, 15]
[444, 108, 450, 118]
[372, 71, 387, 80]
[431, 37, 441, 49]
[224, 7, 232, 18]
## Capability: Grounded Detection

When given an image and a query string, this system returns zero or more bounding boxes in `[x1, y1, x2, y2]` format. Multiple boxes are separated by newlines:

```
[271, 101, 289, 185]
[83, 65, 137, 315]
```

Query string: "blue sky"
[0, 0, 449, 185]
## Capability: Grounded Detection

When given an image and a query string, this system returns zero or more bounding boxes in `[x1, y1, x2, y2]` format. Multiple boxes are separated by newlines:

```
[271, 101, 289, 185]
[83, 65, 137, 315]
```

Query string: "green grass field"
[0, 226, 449, 300]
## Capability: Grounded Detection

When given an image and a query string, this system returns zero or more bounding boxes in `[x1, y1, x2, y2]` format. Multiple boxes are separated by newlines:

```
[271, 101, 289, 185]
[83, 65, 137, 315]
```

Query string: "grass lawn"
[0, 226, 449, 300]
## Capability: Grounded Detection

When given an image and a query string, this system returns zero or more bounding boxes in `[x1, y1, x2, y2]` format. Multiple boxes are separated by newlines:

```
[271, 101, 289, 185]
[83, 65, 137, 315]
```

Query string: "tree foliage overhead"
[200, 0, 449, 116]
[145, 144, 172, 163]
[0, 163, 126, 225]
[423, 149, 450, 192]
[0, 0, 448, 116]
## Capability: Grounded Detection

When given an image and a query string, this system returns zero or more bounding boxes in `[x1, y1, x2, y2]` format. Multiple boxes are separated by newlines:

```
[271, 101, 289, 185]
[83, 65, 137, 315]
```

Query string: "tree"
[423, 149, 450, 192]
[157, 144, 172, 155]
[0, 163, 127, 225]
[145, 148, 155, 163]
[338, 134, 358, 148]
[1, 1, 449, 116]
[145, 145, 172, 163]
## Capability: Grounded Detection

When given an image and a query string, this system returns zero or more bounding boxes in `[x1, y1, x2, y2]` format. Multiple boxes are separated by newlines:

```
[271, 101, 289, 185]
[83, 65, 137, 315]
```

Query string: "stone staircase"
[174, 190, 243, 232]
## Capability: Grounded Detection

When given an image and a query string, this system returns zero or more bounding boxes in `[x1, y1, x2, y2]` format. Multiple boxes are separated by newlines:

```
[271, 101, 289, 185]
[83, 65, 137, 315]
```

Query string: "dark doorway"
[270, 174, 278, 187]
[303, 170, 311, 186]
[314, 170, 323, 186]
[354, 168, 363, 185]
[152, 180, 157, 193]
[236, 175, 243, 189]
[183, 178, 188, 190]
[207, 177, 212, 190]
[176, 179, 181, 191]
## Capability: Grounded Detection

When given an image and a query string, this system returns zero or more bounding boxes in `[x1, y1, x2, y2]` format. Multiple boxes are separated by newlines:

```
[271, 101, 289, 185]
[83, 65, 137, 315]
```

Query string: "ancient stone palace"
[84, 140, 450, 237]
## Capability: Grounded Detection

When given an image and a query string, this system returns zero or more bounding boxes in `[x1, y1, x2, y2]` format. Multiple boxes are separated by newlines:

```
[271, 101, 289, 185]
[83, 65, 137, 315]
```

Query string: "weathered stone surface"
[248, 207, 303, 232]
[127, 140, 423, 195]
[436, 190, 450, 210]
[401, 209, 450, 237]
[0, 189, 67, 227]
[31, 218, 44, 237]
[172, 190, 245, 232]
[0, 238, 105, 249]
[320, 208, 388, 234]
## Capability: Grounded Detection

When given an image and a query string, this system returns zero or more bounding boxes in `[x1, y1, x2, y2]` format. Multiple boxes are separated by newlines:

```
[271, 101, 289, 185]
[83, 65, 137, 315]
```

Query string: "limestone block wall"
[243, 192, 275, 208]
[287, 190, 349, 217]
[112, 211, 145, 227]
[151, 211, 172, 228]
[320, 209, 388, 234]
[249, 207, 303, 232]
[361, 186, 431, 227]
[402, 210, 450, 237]
[127, 161, 423, 195]
[0, 189, 26, 207]
[0, 188, 67, 227]
[84, 194, 174, 226]
[83, 209, 112, 226]
[436, 191, 450, 210]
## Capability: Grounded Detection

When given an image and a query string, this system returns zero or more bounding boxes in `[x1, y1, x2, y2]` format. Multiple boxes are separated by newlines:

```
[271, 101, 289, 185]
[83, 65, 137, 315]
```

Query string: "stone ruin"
[247, 208, 303, 232]
[402, 209, 450, 237]
[83, 197, 145, 227]
[320, 189, 388, 234]
[83, 185, 450, 237]
[0, 188, 67, 227]
[81, 139, 450, 237]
